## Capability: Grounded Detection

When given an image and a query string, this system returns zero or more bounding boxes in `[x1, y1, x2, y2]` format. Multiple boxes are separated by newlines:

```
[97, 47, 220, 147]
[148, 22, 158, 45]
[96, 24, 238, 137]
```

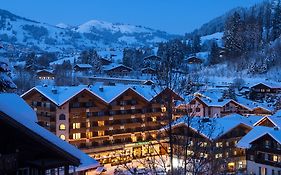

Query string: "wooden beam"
[64, 165, 69, 175]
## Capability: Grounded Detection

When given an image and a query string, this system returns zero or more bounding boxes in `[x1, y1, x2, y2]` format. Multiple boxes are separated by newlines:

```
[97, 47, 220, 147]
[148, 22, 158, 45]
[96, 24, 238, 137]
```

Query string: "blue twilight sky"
[0, 0, 265, 34]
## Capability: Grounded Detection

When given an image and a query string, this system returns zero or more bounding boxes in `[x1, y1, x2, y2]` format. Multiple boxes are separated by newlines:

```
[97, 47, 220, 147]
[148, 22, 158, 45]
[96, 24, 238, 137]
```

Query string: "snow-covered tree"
[79, 49, 101, 73]
[209, 41, 220, 65]
[0, 57, 16, 92]
[272, 0, 281, 41]
[223, 12, 245, 59]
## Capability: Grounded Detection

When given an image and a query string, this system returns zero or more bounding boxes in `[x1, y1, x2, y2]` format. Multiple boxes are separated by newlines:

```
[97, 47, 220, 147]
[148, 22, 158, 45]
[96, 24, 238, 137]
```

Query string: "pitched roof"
[166, 114, 254, 140]
[193, 88, 273, 112]
[237, 126, 281, 149]
[0, 93, 99, 171]
[74, 64, 93, 69]
[254, 115, 281, 129]
[250, 82, 281, 89]
[21, 83, 164, 106]
[103, 63, 132, 71]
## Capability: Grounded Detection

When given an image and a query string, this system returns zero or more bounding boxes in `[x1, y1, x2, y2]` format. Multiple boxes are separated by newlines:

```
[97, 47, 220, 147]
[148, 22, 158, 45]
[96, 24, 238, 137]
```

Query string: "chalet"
[176, 88, 273, 117]
[100, 57, 112, 65]
[141, 67, 156, 75]
[0, 93, 99, 174]
[237, 126, 281, 175]
[21, 83, 183, 165]
[186, 56, 203, 64]
[143, 55, 162, 69]
[73, 64, 93, 72]
[250, 82, 281, 99]
[36, 69, 55, 80]
[143, 55, 162, 61]
[162, 114, 259, 174]
[103, 63, 133, 76]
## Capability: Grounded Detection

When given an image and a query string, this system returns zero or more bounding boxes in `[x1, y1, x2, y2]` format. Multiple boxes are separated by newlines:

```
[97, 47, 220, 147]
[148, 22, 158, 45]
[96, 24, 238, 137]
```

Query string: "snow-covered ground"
[201, 32, 223, 47]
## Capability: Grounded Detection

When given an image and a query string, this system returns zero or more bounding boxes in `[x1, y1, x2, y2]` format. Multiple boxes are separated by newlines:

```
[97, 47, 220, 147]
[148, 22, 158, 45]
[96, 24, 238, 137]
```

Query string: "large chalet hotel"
[21, 82, 182, 165]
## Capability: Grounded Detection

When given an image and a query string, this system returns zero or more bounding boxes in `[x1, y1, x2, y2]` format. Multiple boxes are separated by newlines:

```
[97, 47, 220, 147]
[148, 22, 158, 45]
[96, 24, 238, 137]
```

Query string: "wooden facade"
[22, 86, 182, 165]
[104, 65, 132, 76]
[176, 96, 271, 118]
[0, 111, 80, 175]
[36, 70, 55, 80]
[245, 133, 281, 174]
[168, 122, 251, 174]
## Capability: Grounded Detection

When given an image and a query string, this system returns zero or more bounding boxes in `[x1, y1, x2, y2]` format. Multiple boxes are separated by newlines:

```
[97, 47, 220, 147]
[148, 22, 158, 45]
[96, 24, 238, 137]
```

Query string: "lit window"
[98, 121, 104, 127]
[200, 142, 207, 147]
[59, 124, 66, 130]
[216, 142, 223, 148]
[73, 123, 80, 129]
[98, 131, 104, 136]
[187, 150, 194, 156]
[225, 152, 229, 157]
[152, 117, 157, 122]
[60, 135, 66, 140]
[215, 153, 222, 159]
[274, 155, 278, 162]
[73, 133, 81, 139]
[132, 135, 137, 142]
[86, 132, 92, 139]
[233, 150, 237, 156]
[86, 121, 91, 128]
[161, 106, 166, 113]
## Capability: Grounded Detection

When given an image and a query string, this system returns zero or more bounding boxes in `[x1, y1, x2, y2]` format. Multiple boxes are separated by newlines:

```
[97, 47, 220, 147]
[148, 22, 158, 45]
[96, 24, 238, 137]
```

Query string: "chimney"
[274, 127, 279, 131]
[99, 86, 104, 92]
[52, 87, 58, 94]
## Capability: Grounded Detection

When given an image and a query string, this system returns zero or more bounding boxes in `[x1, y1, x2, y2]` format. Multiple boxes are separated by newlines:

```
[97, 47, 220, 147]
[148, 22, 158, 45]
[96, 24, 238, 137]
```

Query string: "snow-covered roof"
[194, 88, 232, 107]
[167, 114, 254, 140]
[250, 82, 281, 89]
[237, 126, 281, 149]
[0, 93, 37, 122]
[0, 93, 99, 170]
[193, 88, 273, 112]
[50, 55, 77, 66]
[235, 96, 273, 112]
[102, 63, 132, 71]
[74, 64, 93, 69]
[36, 69, 54, 74]
[254, 114, 281, 129]
[22, 83, 162, 106]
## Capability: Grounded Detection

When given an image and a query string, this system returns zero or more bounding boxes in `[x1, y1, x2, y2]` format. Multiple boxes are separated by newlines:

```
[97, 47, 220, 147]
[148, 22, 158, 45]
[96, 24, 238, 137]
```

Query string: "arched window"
[59, 124, 66, 130]
[60, 135, 66, 140]
[59, 114, 66, 120]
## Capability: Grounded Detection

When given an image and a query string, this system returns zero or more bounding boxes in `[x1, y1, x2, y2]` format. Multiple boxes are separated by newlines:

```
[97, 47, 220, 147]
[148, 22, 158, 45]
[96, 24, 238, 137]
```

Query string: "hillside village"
[2, 0, 281, 175]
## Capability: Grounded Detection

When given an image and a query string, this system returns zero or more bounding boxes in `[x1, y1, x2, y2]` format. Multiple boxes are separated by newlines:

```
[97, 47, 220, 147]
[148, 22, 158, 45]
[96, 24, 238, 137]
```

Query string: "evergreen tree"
[264, 2, 272, 43]
[192, 35, 201, 53]
[79, 49, 101, 73]
[25, 52, 37, 72]
[209, 42, 220, 65]
[272, 0, 281, 41]
[0, 57, 16, 92]
[223, 12, 245, 59]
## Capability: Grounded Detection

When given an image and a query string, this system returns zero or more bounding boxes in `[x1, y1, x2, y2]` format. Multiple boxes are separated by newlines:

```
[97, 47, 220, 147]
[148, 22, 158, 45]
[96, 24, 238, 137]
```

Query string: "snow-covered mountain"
[0, 9, 178, 53]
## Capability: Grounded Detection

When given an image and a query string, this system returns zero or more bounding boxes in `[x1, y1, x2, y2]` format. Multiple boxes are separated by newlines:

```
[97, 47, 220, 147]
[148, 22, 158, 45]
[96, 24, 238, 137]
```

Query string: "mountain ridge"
[0, 9, 179, 53]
